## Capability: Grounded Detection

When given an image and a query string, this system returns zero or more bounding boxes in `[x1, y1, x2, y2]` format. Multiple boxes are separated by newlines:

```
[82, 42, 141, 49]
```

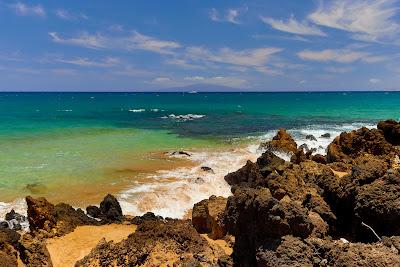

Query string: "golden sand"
[46, 224, 137, 267]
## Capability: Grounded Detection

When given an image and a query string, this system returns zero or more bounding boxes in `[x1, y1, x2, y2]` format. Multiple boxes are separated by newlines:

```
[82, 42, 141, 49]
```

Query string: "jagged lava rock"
[326, 127, 395, 163]
[224, 187, 313, 265]
[76, 219, 226, 266]
[259, 128, 297, 153]
[99, 194, 123, 223]
[192, 195, 227, 240]
[377, 119, 400, 145]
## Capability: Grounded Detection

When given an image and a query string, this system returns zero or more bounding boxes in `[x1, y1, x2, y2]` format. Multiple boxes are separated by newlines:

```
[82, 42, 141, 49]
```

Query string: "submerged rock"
[192, 195, 227, 240]
[321, 133, 331, 138]
[200, 166, 215, 173]
[306, 134, 317, 141]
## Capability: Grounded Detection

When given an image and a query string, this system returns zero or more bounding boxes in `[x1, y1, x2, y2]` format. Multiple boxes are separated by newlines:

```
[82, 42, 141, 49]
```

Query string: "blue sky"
[1, 0, 400, 91]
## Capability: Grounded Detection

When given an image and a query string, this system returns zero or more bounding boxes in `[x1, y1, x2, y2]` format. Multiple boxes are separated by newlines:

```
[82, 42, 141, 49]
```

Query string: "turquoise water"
[0, 92, 399, 209]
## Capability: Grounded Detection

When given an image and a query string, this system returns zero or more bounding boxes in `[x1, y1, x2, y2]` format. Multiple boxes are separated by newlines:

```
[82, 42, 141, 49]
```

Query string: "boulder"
[256, 236, 315, 267]
[224, 187, 313, 265]
[26, 196, 56, 232]
[260, 129, 297, 153]
[306, 134, 317, 141]
[192, 195, 227, 239]
[76, 219, 227, 266]
[200, 166, 214, 173]
[26, 196, 98, 236]
[86, 205, 101, 218]
[0, 228, 20, 267]
[256, 150, 286, 177]
[354, 169, 400, 240]
[99, 194, 123, 223]
[130, 212, 163, 225]
[377, 119, 400, 145]
[326, 127, 395, 163]
[19, 233, 53, 266]
[312, 154, 327, 164]
[224, 160, 264, 188]
[321, 133, 331, 138]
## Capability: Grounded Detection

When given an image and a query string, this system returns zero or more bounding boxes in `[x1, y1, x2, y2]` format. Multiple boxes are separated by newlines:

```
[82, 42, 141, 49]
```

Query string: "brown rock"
[76, 219, 226, 266]
[260, 129, 297, 153]
[326, 127, 395, 163]
[224, 160, 264, 187]
[377, 119, 400, 145]
[192, 195, 227, 240]
[19, 233, 53, 266]
[224, 187, 313, 265]
[26, 196, 56, 232]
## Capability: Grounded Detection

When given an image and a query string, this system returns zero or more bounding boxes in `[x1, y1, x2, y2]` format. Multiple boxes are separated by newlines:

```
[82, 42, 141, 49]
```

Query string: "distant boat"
[188, 90, 198, 94]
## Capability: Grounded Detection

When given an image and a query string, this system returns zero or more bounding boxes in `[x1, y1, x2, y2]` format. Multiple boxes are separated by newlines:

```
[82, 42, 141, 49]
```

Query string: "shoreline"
[1, 119, 399, 266]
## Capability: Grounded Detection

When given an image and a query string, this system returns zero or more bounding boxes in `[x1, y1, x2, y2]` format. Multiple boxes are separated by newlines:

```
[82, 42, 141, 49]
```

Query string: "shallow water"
[0, 92, 399, 218]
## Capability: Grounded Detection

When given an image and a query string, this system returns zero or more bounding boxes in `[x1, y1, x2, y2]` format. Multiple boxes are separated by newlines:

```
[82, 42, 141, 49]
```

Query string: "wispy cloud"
[297, 48, 389, 63]
[261, 16, 326, 36]
[151, 75, 248, 88]
[369, 78, 381, 84]
[55, 9, 88, 21]
[325, 66, 354, 73]
[308, 0, 400, 43]
[164, 58, 205, 70]
[9, 2, 45, 17]
[209, 7, 247, 24]
[57, 57, 120, 67]
[186, 46, 282, 68]
[49, 31, 181, 54]
[49, 32, 106, 49]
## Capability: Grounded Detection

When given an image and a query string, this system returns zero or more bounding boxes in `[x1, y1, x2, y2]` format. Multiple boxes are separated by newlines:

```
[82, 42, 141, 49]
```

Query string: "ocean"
[1, 92, 400, 219]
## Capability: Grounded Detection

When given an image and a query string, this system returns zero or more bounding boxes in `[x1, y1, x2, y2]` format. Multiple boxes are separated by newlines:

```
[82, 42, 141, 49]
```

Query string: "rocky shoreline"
[1, 120, 400, 266]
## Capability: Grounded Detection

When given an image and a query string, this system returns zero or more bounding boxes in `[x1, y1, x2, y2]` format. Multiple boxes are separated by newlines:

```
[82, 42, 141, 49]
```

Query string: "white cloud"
[369, 78, 381, 84]
[49, 31, 181, 54]
[153, 77, 171, 83]
[164, 58, 205, 70]
[210, 7, 246, 24]
[325, 66, 354, 73]
[128, 31, 181, 55]
[9, 2, 45, 17]
[297, 48, 388, 63]
[308, 0, 400, 42]
[57, 57, 120, 67]
[112, 66, 152, 77]
[55, 9, 88, 21]
[186, 46, 282, 68]
[49, 32, 106, 49]
[261, 16, 326, 36]
[184, 76, 205, 81]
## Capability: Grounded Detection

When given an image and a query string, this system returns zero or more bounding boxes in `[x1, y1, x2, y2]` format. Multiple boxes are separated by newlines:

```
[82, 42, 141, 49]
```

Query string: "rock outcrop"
[76, 219, 227, 266]
[259, 128, 297, 153]
[377, 119, 400, 145]
[192, 195, 227, 240]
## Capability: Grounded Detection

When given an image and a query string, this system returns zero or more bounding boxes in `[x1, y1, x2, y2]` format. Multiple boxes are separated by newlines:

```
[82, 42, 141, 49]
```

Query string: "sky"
[0, 0, 400, 91]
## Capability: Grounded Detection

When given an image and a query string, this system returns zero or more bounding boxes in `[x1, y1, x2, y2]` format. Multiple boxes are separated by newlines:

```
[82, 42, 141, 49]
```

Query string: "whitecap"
[128, 109, 146, 113]
[161, 114, 205, 121]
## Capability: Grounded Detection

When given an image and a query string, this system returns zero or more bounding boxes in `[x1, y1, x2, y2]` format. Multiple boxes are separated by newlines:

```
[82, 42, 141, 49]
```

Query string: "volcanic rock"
[377, 119, 400, 145]
[76, 219, 227, 266]
[192, 195, 227, 240]
[224, 187, 313, 265]
[260, 129, 297, 153]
